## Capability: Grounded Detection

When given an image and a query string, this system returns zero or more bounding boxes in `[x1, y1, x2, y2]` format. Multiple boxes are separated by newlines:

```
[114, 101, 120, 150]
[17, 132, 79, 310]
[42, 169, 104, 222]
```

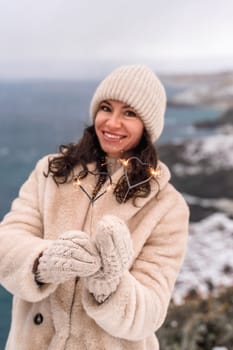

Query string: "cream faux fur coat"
[0, 155, 189, 350]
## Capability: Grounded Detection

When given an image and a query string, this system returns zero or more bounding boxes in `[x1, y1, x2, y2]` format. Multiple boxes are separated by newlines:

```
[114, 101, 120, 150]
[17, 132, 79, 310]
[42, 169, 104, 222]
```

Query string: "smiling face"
[94, 100, 144, 158]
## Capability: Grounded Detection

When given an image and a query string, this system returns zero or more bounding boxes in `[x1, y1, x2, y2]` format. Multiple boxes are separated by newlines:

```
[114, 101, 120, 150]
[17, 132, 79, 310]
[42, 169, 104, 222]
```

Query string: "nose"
[106, 111, 122, 129]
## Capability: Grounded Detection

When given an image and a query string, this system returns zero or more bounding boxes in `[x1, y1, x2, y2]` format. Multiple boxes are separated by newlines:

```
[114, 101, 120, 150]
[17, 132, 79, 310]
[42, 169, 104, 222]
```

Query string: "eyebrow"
[101, 100, 135, 110]
[101, 100, 111, 105]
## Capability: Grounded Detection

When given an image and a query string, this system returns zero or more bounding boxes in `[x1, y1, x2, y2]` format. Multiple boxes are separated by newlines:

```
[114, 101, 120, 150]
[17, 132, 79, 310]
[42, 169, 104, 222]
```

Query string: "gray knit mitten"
[36, 231, 101, 284]
[84, 215, 133, 303]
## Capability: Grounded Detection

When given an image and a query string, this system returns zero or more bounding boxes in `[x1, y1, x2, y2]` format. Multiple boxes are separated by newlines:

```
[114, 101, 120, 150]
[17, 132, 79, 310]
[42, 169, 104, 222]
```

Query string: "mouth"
[102, 131, 126, 141]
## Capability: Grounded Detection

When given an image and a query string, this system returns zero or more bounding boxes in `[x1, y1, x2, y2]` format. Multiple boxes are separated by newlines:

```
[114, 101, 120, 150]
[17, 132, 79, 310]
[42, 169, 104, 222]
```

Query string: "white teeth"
[104, 132, 122, 139]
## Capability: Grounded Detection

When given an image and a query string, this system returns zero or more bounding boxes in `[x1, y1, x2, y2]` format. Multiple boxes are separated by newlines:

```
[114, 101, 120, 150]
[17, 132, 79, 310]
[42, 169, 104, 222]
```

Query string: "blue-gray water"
[0, 80, 220, 348]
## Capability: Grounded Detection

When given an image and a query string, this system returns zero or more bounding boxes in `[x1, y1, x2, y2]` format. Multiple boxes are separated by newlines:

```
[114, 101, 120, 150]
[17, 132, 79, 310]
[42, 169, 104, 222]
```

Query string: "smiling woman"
[94, 100, 144, 158]
[0, 64, 189, 350]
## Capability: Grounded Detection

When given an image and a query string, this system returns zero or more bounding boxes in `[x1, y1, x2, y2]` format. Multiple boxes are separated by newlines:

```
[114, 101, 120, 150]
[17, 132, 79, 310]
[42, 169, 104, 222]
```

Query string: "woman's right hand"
[35, 231, 101, 284]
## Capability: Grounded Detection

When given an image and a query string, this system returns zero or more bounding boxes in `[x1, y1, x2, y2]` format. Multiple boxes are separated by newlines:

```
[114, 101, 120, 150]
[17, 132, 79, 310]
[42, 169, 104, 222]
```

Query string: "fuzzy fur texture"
[84, 214, 133, 303]
[0, 155, 189, 350]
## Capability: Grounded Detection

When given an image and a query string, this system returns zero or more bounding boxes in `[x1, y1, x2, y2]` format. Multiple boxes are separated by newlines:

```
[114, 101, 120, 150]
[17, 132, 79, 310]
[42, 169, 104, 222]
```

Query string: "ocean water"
[0, 80, 220, 348]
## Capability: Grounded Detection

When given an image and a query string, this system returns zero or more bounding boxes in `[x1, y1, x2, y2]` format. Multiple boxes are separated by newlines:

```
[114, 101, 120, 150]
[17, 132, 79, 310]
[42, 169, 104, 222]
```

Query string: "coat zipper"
[63, 277, 79, 349]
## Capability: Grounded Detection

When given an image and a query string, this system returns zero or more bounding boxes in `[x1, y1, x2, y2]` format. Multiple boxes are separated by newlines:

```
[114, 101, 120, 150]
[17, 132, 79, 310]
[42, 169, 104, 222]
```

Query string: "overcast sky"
[0, 0, 233, 79]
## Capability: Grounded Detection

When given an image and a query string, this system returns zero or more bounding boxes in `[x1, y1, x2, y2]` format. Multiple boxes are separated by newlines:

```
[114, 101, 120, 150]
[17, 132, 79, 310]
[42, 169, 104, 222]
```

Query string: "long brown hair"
[45, 125, 159, 203]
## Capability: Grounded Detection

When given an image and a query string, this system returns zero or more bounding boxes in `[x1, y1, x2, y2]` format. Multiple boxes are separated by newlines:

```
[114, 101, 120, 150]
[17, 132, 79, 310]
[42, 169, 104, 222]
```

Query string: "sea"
[0, 80, 221, 348]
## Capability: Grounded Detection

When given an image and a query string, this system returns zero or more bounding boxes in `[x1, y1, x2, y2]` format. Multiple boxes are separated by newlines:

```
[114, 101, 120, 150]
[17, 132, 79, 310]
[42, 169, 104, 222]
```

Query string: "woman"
[0, 65, 189, 350]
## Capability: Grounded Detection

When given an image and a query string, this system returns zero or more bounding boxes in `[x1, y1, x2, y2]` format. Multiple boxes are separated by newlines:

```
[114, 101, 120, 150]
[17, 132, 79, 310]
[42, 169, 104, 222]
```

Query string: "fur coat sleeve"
[82, 189, 189, 341]
[0, 157, 56, 302]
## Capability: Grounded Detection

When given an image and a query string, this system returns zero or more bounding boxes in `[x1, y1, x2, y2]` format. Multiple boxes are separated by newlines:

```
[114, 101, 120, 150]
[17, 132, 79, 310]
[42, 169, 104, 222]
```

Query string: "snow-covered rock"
[173, 213, 233, 304]
[172, 134, 233, 175]
[167, 72, 233, 108]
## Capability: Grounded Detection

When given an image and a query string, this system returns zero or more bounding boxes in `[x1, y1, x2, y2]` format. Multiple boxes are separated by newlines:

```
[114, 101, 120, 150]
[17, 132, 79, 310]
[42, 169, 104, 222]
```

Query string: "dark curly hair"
[45, 125, 159, 204]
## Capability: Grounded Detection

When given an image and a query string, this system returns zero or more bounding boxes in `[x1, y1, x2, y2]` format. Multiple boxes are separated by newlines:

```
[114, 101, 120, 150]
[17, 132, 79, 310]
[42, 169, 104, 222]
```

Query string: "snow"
[167, 131, 233, 304]
[173, 134, 233, 175]
[169, 76, 233, 108]
[173, 213, 233, 304]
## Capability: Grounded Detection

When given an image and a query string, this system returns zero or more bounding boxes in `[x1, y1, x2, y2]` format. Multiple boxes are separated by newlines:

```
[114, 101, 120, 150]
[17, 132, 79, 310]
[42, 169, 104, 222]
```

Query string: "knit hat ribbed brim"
[90, 65, 167, 142]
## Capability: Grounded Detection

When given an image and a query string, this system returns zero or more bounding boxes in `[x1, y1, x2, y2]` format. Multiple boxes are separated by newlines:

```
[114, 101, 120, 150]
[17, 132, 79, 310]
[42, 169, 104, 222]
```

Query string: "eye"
[124, 110, 137, 118]
[99, 103, 111, 112]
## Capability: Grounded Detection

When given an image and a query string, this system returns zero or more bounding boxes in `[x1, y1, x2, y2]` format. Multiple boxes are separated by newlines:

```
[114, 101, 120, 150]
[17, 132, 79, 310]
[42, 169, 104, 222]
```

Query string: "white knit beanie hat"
[90, 64, 167, 142]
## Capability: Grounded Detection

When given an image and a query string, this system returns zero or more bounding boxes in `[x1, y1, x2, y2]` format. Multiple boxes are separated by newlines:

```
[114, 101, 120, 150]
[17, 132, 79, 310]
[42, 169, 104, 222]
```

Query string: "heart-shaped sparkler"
[121, 156, 162, 202]
[73, 170, 112, 203]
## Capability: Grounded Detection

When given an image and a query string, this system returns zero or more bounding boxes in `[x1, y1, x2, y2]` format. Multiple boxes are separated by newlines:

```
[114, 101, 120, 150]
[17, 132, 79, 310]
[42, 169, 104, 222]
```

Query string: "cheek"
[94, 112, 106, 127]
[94, 114, 102, 133]
[132, 121, 144, 140]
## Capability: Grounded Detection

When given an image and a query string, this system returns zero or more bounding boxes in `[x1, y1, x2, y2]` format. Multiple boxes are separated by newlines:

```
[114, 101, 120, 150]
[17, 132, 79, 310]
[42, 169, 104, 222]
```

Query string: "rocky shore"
[163, 71, 233, 109]
[157, 287, 233, 350]
[157, 101, 233, 349]
[159, 107, 233, 222]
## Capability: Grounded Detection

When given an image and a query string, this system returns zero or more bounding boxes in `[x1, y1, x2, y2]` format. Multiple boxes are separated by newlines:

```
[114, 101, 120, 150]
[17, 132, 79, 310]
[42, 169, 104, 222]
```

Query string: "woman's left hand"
[84, 215, 133, 303]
